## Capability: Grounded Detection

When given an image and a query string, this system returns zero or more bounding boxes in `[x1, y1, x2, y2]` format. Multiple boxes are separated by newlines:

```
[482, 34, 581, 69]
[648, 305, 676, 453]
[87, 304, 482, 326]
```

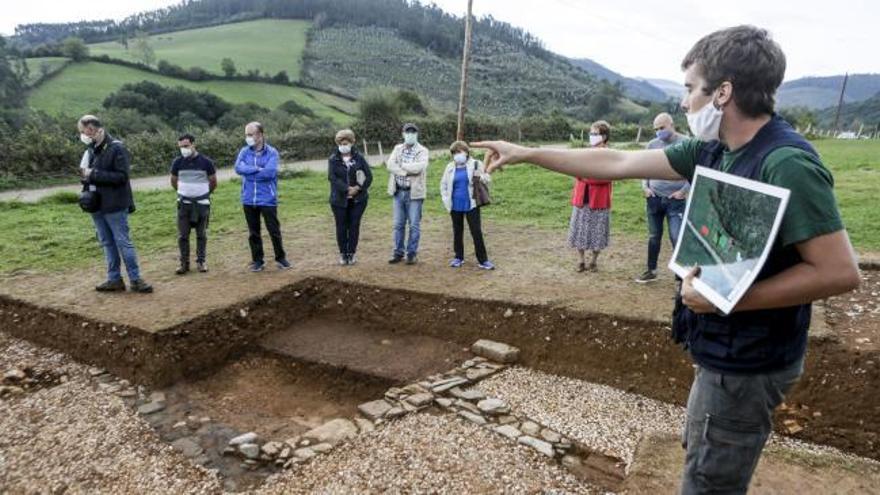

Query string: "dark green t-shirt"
[664, 139, 844, 247]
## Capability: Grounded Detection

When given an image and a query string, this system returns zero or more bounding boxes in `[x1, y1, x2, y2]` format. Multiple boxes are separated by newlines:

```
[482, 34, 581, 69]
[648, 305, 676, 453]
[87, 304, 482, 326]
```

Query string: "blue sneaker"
[449, 258, 464, 268]
[248, 261, 265, 272]
[478, 260, 496, 270]
[276, 259, 293, 270]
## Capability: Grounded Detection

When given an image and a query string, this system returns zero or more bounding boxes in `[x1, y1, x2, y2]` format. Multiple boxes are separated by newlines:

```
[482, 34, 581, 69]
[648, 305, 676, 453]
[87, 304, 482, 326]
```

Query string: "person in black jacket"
[328, 129, 372, 265]
[78, 115, 153, 293]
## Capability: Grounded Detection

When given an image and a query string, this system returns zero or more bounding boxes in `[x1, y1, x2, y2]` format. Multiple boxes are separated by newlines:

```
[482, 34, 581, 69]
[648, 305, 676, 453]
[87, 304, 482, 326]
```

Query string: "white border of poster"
[668, 166, 790, 315]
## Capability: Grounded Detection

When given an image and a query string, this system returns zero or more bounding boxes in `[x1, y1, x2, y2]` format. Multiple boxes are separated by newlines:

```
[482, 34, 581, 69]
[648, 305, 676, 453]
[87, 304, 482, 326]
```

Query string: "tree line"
[12, 0, 553, 63]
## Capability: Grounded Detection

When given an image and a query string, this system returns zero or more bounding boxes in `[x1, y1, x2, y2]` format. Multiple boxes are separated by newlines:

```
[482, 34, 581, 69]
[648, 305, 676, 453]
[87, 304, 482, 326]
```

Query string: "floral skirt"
[568, 206, 609, 251]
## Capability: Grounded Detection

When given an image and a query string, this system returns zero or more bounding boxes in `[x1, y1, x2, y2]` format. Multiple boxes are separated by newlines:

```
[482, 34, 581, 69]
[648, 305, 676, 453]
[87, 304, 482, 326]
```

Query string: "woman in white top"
[439, 141, 494, 270]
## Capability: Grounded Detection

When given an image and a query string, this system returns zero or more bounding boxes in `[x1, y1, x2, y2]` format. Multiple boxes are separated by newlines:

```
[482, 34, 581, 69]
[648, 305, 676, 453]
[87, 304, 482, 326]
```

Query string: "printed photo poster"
[669, 166, 790, 314]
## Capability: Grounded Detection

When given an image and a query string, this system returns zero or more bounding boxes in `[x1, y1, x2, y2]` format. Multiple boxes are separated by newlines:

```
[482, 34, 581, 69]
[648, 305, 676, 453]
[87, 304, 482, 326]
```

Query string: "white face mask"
[687, 95, 724, 141]
[180, 147, 193, 158]
[80, 133, 93, 145]
[245, 136, 257, 147]
[403, 132, 418, 146]
[338, 144, 352, 154]
[588, 134, 604, 147]
[453, 152, 468, 165]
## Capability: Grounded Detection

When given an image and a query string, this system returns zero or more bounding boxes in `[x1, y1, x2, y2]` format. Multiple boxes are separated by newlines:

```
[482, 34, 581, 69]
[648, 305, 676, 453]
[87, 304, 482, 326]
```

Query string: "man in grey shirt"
[635, 113, 689, 283]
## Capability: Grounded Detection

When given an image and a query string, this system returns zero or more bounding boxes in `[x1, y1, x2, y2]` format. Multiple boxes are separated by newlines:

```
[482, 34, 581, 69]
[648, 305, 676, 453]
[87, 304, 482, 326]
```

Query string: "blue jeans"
[646, 196, 685, 271]
[681, 359, 803, 495]
[392, 189, 423, 257]
[92, 210, 142, 282]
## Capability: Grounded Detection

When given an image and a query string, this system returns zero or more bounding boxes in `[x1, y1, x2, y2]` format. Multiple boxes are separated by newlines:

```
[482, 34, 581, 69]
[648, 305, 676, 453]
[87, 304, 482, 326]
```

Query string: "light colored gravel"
[477, 366, 685, 466]
[0, 332, 222, 494]
[1, 332, 596, 494]
[477, 366, 880, 470]
[257, 413, 597, 494]
[4, 328, 875, 494]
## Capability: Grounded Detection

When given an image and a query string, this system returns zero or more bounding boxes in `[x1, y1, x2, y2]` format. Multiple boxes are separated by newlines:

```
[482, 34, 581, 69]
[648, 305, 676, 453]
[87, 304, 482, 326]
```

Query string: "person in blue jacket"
[234, 122, 291, 272]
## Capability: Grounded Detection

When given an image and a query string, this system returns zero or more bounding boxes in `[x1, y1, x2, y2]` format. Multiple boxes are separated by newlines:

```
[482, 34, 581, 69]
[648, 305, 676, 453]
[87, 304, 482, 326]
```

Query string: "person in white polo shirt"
[170, 133, 217, 274]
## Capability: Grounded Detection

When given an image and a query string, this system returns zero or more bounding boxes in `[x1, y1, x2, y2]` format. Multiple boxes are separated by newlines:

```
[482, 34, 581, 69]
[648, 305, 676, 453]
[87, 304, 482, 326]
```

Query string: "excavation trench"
[1, 276, 877, 484]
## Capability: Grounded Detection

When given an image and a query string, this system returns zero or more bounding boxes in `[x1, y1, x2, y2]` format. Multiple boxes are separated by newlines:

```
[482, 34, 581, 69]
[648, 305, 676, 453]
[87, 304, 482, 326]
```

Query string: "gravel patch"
[4, 328, 875, 494]
[257, 413, 597, 494]
[477, 366, 684, 466]
[477, 366, 880, 470]
[0, 332, 222, 494]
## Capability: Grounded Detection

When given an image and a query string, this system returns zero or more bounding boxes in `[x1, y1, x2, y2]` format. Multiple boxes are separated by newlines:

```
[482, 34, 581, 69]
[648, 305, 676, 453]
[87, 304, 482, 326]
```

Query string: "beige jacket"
[386, 143, 430, 199]
[439, 158, 491, 212]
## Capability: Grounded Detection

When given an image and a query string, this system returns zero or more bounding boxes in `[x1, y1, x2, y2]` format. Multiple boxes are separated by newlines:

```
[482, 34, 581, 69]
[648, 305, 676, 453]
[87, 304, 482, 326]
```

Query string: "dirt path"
[0, 143, 572, 203]
[0, 154, 375, 203]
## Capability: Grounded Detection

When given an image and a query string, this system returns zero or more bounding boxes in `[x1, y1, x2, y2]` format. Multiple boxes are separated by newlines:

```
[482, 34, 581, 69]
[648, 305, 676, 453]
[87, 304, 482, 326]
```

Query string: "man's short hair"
[78, 115, 102, 129]
[178, 133, 196, 144]
[246, 122, 264, 134]
[682, 25, 785, 118]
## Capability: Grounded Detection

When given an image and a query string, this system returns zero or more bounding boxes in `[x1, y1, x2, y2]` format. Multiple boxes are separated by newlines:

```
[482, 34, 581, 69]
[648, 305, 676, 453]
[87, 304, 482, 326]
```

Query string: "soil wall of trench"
[0, 276, 876, 461]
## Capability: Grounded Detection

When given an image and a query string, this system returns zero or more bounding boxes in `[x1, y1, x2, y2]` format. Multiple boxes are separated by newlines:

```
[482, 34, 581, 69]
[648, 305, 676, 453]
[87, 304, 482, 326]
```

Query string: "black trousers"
[331, 199, 368, 255]
[243, 205, 286, 263]
[451, 207, 488, 263]
[177, 202, 210, 265]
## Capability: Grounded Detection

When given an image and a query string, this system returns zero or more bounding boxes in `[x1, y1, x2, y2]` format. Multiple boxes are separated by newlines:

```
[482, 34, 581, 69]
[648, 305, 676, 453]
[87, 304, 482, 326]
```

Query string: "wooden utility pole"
[832, 72, 849, 132]
[456, 0, 474, 141]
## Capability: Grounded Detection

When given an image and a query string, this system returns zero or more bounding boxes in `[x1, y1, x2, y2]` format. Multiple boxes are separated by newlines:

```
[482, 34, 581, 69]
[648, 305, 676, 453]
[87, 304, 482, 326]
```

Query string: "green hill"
[303, 26, 608, 117]
[818, 91, 880, 130]
[778, 74, 880, 110]
[19, 1, 643, 122]
[568, 58, 667, 103]
[21, 57, 69, 86]
[27, 61, 351, 123]
[88, 19, 309, 79]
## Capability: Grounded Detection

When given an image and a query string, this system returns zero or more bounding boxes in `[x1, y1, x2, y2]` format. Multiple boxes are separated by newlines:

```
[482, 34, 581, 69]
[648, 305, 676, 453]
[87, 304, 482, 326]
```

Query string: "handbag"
[78, 149, 101, 213]
[78, 188, 101, 213]
[472, 175, 491, 207]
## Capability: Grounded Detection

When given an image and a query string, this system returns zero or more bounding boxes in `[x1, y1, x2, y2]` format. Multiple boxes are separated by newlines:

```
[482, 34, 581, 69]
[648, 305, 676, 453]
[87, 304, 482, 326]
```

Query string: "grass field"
[27, 62, 351, 124]
[22, 57, 70, 86]
[88, 19, 310, 80]
[0, 140, 876, 274]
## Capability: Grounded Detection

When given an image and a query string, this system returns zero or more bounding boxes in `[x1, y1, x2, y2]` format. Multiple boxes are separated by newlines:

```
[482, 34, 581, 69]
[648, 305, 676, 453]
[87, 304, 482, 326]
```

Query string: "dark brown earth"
[260, 317, 470, 382]
[825, 269, 880, 352]
[168, 353, 393, 442]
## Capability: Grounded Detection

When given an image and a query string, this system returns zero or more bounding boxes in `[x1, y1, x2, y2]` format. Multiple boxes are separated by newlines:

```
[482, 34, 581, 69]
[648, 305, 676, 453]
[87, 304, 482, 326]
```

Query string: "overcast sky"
[4, 0, 877, 82]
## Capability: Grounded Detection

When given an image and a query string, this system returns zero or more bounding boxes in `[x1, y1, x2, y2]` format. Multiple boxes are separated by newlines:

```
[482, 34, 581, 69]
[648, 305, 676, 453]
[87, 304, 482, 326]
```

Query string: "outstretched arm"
[471, 141, 682, 181]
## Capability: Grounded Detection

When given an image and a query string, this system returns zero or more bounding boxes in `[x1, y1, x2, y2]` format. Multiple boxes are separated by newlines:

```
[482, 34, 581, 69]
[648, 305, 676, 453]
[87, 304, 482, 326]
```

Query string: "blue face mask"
[656, 129, 673, 141]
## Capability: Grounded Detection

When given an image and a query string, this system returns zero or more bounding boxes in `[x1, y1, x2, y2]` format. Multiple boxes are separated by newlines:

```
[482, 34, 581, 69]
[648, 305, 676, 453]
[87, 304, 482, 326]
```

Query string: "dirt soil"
[260, 317, 470, 382]
[825, 269, 880, 352]
[0, 217, 682, 332]
[167, 353, 392, 443]
[621, 432, 880, 494]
